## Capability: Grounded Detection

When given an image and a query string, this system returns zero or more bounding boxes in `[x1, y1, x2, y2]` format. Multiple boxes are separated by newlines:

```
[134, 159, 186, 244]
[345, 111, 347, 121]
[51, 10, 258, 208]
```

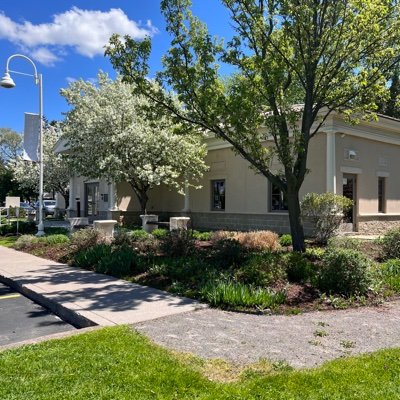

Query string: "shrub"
[200, 279, 286, 309]
[234, 231, 279, 252]
[151, 228, 169, 240]
[327, 236, 361, 251]
[41, 234, 70, 245]
[160, 229, 195, 257]
[192, 230, 212, 241]
[96, 245, 136, 277]
[44, 227, 70, 235]
[130, 229, 150, 242]
[381, 228, 400, 260]
[317, 248, 374, 296]
[301, 192, 353, 244]
[212, 238, 247, 268]
[13, 235, 39, 250]
[70, 228, 105, 252]
[283, 252, 314, 283]
[379, 259, 400, 292]
[234, 252, 287, 286]
[210, 230, 235, 244]
[73, 244, 112, 270]
[279, 234, 292, 247]
[0, 221, 36, 236]
[113, 229, 134, 247]
[305, 247, 326, 261]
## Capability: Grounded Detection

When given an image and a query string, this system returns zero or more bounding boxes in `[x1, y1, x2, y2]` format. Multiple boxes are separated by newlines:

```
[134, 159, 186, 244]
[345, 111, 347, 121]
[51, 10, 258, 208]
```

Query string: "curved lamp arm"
[5, 54, 39, 84]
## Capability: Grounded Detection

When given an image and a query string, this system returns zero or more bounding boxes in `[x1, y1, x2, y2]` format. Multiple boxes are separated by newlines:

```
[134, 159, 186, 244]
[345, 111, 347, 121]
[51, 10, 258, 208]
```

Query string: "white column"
[326, 132, 336, 193]
[108, 182, 118, 211]
[182, 180, 190, 212]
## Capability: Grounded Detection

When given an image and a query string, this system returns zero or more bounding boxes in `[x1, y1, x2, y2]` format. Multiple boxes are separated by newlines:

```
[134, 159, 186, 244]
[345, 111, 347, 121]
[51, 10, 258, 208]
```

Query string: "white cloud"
[0, 7, 157, 65]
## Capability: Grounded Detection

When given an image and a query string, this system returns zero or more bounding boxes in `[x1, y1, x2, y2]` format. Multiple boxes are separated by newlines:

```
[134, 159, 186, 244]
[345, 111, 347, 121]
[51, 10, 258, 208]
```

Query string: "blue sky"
[0, 1, 232, 133]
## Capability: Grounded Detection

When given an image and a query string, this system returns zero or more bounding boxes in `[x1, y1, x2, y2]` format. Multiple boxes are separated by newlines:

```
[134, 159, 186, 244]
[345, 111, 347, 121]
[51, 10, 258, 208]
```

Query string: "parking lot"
[0, 282, 75, 346]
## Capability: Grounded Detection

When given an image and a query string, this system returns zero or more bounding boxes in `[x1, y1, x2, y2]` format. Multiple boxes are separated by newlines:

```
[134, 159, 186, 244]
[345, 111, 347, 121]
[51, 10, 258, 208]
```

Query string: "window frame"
[211, 179, 226, 211]
[269, 181, 289, 213]
[378, 177, 386, 213]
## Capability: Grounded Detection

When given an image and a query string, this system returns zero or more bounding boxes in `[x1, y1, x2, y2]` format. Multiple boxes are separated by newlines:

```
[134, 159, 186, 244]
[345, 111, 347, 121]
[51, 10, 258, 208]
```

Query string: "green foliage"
[40, 234, 70, 245]
[379, 259, 400, 292]
[212, 238, 247, 268]
[44, 227, 70, 235]
[200, 279, 285, 309]
[113, 228, 134, 247]
[305, 247, 326, 261]
[327, 236, 362, 251]
[283, 252, 314, 283]
[70, 228, 104, 252]
[192, 230, 212, 241]
[234, 252, 287, 287]
[13, 234, 39, 250]
[318, 249, 374, 296]
[381, 228, 400, 260]
[151, 228, 169, 239]
[73, 244, 112, 270]
[279, 234, 292, 247]
[301, 193, 353, 244]
[160, 229, 195, 257]
[96, 245, 136, 277]
[0, 220, 36, 236]
[130, 229, 150, 242]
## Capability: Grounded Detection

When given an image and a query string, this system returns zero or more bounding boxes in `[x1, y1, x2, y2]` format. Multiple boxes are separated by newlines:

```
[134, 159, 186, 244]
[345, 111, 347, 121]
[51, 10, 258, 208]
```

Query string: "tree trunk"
[62, 190, 70, 209]
[286, 186, 305, 252]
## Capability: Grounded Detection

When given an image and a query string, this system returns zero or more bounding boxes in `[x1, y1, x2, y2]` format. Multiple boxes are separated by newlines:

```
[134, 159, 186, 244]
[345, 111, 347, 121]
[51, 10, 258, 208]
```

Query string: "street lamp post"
[0, 54, 45, 236]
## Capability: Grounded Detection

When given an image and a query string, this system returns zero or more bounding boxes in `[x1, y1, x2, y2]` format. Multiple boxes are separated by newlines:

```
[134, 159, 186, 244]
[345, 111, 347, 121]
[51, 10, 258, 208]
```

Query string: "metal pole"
[37, 73, 44, 236]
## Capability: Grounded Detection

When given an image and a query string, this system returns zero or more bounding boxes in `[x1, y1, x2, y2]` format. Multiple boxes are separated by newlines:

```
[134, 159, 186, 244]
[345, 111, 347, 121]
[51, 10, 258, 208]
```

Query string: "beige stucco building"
[57, 113, 400, 235]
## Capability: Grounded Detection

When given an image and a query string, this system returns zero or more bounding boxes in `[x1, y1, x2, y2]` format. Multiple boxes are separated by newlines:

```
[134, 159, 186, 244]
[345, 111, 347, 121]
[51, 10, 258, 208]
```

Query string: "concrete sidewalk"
[0, 246, 205, 328]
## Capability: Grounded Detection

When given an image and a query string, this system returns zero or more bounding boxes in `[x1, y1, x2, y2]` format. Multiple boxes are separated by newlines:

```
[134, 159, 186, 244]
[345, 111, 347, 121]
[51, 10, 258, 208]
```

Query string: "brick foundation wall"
[358, 215, 400, 235]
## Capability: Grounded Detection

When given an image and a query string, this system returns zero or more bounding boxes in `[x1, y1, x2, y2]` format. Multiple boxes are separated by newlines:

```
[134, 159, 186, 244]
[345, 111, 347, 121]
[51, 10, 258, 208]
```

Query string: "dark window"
[211, 180, 225, 211]
[270, 182, 288, 211]
[378, 177, 386, 213]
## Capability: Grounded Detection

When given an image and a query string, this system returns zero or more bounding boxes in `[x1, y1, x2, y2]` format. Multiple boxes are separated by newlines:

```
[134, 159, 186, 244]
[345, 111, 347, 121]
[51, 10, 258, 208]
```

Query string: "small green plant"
[318, 248, 374, 296]
[379, 259, 400, 292]
[279, 234, 292, 247]
[327, 236, 361, 251]
[13, 234, 39, 249]
[161, 229, 195, 257]
[151, 228, 169, 240]
[95, 245, 136, 277]
[73, 244, 112, 270]
[313, 329, 328, 337]
[200, 279, 286, 309]
[305, 247, 326, 261]
[130, 229, 150, 242]
[234, 252, 287, 286]
[212, 238, 246, 269]
[381, 228, 400, 260]
[192, 230, 212, 241]
[71, 228, 104, 252]
[301, 192, 353, 244]
[284, 252, 314, 283]
[340, 340, 355, 349]
[40, 234, 70, 245]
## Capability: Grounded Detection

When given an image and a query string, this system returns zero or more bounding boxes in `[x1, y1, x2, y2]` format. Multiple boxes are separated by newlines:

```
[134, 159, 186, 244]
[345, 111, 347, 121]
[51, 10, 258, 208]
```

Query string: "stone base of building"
[357, 215, 400, 235]
[117, 210, 314, 235]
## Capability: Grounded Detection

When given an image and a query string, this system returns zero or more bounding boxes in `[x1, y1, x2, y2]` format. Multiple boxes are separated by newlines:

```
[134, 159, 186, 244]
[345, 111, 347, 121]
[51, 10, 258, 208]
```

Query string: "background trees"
[106, 0, 400, 251]
[60, 73, 207, 213]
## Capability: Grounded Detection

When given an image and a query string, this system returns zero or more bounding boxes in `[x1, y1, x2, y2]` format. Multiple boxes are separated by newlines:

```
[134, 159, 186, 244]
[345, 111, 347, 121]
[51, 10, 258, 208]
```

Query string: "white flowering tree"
[13, 123, 71, 207]
[60, 73, 208, 213]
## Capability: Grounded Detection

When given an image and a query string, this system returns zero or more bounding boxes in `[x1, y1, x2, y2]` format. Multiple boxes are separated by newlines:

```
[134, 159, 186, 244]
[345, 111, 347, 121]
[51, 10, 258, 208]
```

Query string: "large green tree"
[106, 0, 400, 251]
[60, 73, 207, 213]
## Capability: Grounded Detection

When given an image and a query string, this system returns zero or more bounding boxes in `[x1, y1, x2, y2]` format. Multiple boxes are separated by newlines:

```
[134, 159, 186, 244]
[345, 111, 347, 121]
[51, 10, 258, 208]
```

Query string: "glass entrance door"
[85, 182, 99, 217]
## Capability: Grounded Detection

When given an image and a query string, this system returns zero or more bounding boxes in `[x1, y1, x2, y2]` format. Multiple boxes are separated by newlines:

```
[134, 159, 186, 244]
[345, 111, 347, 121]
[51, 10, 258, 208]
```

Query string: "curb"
[0, 274, 97, 329]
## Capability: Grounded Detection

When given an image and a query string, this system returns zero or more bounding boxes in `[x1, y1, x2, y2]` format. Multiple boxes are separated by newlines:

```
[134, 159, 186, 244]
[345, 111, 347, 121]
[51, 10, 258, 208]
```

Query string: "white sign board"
[5, 196, 20, 208]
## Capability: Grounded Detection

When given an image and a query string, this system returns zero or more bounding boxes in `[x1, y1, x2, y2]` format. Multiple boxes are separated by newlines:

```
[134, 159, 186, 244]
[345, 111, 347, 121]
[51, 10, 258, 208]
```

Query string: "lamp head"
[0, 72, 16, 88]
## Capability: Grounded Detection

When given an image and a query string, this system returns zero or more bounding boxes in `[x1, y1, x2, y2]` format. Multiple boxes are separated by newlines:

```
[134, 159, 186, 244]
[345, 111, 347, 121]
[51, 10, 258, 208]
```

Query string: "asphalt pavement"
[0, 282, 75, 346]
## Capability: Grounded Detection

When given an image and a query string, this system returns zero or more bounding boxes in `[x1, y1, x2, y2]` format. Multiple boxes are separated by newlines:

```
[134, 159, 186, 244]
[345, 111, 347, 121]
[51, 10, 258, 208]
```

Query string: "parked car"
[20, 202, 36, 215]
[35, 200, 57, 216]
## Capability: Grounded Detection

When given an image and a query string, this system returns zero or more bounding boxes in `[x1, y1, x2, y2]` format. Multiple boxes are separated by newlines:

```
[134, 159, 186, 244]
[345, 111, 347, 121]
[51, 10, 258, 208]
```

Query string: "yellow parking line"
[0, 294, 20, 300]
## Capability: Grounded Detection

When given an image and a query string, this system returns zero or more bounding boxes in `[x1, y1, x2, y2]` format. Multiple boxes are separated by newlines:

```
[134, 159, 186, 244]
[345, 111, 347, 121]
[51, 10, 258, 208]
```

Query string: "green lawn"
[0, 236, 18, 247]
[0, 326, 399, 399]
